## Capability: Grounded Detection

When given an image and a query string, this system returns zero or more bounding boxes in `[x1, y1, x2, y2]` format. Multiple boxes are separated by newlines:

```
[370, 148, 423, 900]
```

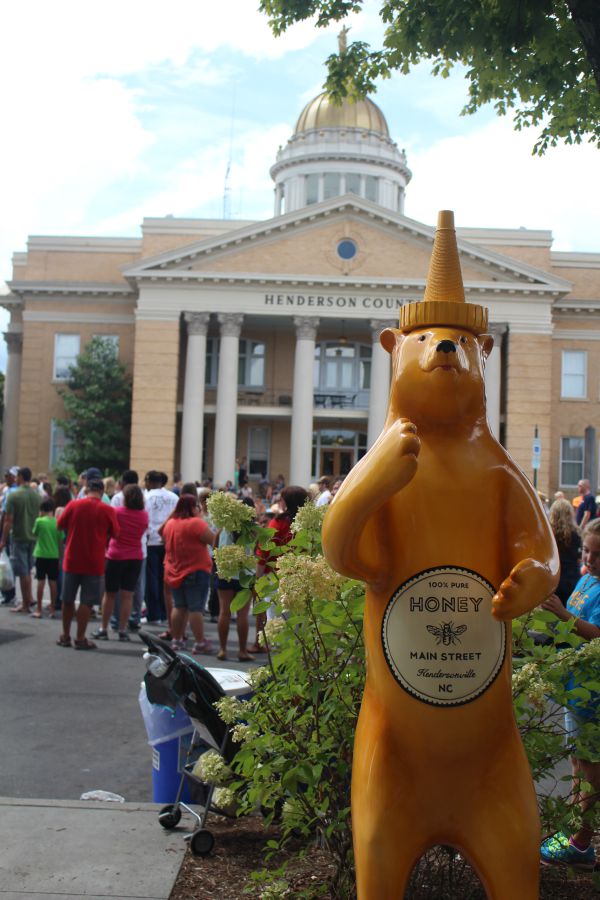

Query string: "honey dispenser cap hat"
[400, 210, 488, 335]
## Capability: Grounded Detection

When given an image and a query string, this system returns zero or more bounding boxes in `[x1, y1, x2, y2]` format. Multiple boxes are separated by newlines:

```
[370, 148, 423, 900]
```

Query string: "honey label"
[382, 566, 506, 706]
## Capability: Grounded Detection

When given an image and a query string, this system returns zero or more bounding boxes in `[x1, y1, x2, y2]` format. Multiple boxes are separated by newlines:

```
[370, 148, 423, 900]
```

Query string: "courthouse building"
[2, 90, 600, 495]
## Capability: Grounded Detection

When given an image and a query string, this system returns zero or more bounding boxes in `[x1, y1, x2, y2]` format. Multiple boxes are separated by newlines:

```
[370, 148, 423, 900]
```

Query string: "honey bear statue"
[322, 210, 559, 899]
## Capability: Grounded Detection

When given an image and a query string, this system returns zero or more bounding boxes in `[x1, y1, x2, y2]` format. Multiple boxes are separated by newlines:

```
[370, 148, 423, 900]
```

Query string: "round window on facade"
[337, 239, 358, 261]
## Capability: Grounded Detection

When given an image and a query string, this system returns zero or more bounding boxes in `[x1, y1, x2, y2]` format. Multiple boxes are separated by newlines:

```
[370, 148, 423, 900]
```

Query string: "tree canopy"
[260, 0, 600, 153]
[57, 336, 132, 475]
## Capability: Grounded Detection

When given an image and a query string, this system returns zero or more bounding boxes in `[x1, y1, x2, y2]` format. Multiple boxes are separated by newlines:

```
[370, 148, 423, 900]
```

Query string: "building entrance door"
[320, 448, 353, 478]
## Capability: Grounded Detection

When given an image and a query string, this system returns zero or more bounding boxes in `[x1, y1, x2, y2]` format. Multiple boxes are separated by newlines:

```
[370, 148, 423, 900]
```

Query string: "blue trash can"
[139, 684, 194, 803]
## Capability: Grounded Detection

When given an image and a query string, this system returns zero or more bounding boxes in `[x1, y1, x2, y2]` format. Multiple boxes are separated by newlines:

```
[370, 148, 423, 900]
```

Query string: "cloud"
[406, 116, 599, 251]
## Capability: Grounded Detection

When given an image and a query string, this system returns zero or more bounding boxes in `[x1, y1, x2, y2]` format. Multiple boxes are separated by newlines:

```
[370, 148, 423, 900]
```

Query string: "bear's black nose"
[436, 340, 456, 354]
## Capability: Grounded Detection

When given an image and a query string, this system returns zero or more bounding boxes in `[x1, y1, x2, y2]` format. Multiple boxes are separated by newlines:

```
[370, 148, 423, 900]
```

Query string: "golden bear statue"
[322, 210, 559, 899]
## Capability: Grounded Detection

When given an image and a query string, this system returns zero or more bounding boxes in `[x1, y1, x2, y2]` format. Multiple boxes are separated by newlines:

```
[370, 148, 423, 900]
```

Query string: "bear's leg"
[354, 815, 426, 900]
[459, 774, 540, 900]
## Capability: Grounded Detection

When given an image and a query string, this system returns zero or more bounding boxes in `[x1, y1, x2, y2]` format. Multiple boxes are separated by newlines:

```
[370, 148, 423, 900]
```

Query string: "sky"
[1, 0, 599, 370]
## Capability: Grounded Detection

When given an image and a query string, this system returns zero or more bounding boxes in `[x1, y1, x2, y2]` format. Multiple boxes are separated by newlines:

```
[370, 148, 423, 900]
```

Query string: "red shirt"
[57, 497, 119, 576]
[162, 517, 212, 588]
[106, 507, 148, 561]
[257, 515, 292, 573]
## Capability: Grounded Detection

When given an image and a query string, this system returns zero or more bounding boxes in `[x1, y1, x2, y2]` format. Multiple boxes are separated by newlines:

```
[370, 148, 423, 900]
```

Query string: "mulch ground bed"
[169, 815, 600, 899]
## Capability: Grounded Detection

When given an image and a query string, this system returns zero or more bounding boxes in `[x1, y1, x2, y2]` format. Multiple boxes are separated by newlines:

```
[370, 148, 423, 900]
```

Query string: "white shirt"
[145, 488, 178, 546]
[315, 489, 332, 507]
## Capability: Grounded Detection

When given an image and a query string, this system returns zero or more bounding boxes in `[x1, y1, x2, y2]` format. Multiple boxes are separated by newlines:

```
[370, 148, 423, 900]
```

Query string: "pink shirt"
[106, 507, 148, 561]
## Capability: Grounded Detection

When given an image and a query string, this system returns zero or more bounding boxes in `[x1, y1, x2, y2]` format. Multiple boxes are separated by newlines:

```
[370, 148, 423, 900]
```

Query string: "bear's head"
[381, 325, 493, 428]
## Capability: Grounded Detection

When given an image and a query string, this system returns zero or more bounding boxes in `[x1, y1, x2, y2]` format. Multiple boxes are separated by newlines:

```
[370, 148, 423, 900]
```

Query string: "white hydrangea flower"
[245, 666, 270, 688]
[214, 544, 251, 581]
[260, 880, 290, 900]
[212, 786, 236, 810]
[193, 750, 231, 784]
[214, 695, 245, 724]
[231, 722, 253, 744]
[291, 501, 326, 535]
[264, 617, 286, 642]
[276, 554, 344, 612]
[206, 491, 256, 531]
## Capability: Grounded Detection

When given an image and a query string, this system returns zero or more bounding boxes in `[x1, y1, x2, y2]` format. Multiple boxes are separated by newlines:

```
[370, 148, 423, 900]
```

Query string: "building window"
[248, 426, 270, 477]
[306, 174, 319, 205]
[239, 340, 265, 388]
[49, 420, 68, 468]
[92, 334, 119, 355]
[365, 175, 378, 202]
[53, 333, 80, 381]
[345, 173, 361, 194]
[560, 436, 585, 487]
[323, 173, 340, 200]
[314, 342, 371, 394]
[337, 239, 357, 261]
[561, 350, 587, 398]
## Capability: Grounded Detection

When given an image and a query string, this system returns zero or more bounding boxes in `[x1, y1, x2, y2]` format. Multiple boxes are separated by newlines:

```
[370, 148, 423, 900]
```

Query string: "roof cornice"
[123, 195, 571, 292]
[7, 280, 136, 299]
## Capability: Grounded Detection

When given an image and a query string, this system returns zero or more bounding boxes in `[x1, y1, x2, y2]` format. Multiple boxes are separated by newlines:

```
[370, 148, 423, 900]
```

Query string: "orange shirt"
[162, 517, 212, 588]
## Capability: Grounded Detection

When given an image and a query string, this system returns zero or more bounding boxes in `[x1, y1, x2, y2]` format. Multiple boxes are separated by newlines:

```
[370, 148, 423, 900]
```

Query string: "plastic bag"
[80, 790, 125, 802]
[0, 550, 14, 593]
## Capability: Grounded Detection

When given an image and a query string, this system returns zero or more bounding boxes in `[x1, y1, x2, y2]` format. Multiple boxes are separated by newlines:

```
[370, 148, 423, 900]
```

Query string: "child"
[31, 498, 62, 618]
[540, 517, 600, 869]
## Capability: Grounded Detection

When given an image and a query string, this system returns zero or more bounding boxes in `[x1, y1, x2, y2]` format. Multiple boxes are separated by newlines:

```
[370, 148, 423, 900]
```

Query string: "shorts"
[172, 569, 210, 613]
[10, 541, 35, 577]
[35, 557, 59, 582]
[216, 577, 241, 592]
[61, 571, 103, 607]
[105, 558, 142, 593]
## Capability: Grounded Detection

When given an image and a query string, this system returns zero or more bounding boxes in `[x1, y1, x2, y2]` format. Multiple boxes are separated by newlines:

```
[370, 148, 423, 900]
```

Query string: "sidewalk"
[0, 797, 186, 900]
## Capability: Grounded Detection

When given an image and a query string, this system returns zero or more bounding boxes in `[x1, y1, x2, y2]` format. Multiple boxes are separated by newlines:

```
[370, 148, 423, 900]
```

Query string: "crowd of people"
[0, 464, 340, 658]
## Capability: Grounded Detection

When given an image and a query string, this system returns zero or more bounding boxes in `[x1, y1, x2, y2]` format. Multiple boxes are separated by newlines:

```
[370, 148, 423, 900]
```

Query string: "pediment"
[123, 196, 570, 294]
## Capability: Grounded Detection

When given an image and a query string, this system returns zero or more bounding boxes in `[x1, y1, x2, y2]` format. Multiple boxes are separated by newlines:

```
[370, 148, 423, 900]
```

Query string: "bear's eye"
[417, 334, 427, 342]
[459, 335, 468, 345]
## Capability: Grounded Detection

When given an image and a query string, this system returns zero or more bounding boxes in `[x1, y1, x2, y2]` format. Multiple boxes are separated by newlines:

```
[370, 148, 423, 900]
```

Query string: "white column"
[485, 325, 504, 440]
[213, 313, 243, 487]
[289, 316, 319, 487]
[1, 332, 23, 470]
[368, 319, 394, 448]
[180, 312, 210, 482]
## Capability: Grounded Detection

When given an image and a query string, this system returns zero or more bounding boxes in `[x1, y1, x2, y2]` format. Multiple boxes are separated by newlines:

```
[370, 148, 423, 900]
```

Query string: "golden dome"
[294, 92, 390, 137]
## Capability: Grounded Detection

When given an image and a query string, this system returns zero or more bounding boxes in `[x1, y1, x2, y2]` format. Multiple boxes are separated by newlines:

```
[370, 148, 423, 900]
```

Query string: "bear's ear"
[380, 327, 403, 355]
[477, 333, 494, 359]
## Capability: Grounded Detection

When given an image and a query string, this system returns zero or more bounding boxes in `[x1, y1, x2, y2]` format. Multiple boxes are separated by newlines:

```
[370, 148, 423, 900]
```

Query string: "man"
[0, 467, 19, 605]
[576, 479, 597, 529]
[77, 467, 110, 503]
[144, 470, 178, 624]
[56, 478, 119, 649]
[315, 476, 332, 507]
[0, 467, 41, 613]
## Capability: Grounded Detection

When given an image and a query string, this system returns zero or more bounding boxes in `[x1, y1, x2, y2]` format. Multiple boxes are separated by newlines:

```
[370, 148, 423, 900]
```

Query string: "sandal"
[92, 628, 109, 640]
[10, 606, 30, 614]
[216, 649, 227, 661]
[192, 640, 213, 655]
[238, 652, 255, 662]
[30, 611, 42, 619]
[247, 643, 266, 654]
[74, 638, 97, 650]
[158, 631, 172, 641]
[118, 631, 132, 642]
[56, 635, 72, 648]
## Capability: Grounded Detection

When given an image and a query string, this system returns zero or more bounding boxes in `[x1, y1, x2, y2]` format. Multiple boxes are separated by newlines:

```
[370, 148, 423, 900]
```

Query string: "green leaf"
[231, 589, 252, 612]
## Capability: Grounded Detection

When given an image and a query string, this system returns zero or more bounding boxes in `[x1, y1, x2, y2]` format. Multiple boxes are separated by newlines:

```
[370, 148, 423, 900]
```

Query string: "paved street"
[0, 602, 255, 802]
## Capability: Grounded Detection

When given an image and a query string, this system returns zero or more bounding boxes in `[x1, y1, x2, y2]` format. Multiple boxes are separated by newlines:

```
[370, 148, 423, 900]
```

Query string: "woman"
[251, 485, 309, 652]
[93, 484, 148, 642]
[549, 498, 582, 605]
[161, 494, 215, 653]
[216, 497, 255, 662]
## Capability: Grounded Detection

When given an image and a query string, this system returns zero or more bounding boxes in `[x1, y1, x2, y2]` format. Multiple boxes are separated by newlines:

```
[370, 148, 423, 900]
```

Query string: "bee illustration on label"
[426, 621, 468, 646]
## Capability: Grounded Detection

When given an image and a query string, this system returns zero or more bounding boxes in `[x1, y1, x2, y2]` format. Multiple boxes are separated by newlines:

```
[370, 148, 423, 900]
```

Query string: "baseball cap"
[9, 466, 19, 477]
[85, 467, 103, 480]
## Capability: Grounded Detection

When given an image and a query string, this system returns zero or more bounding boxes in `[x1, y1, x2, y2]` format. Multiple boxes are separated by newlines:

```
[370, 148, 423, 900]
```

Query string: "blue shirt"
[566, 573, 600, 717]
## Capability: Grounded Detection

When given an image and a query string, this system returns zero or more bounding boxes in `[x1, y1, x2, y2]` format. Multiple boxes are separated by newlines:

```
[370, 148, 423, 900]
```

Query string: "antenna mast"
[223, 89, 236, 219]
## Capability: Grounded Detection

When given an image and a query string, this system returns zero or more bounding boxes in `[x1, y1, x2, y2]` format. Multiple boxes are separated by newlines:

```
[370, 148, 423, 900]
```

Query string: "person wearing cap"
[77, 467, 111, 504]
[315, 476, 332, 507]
[0, 467, 19, 605]
[55, 478, 119, 649]
[0, 467, 42, 613]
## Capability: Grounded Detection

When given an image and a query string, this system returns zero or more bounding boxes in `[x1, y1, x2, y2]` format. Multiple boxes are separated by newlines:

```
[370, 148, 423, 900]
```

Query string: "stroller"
[140, 631, 251, 856]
